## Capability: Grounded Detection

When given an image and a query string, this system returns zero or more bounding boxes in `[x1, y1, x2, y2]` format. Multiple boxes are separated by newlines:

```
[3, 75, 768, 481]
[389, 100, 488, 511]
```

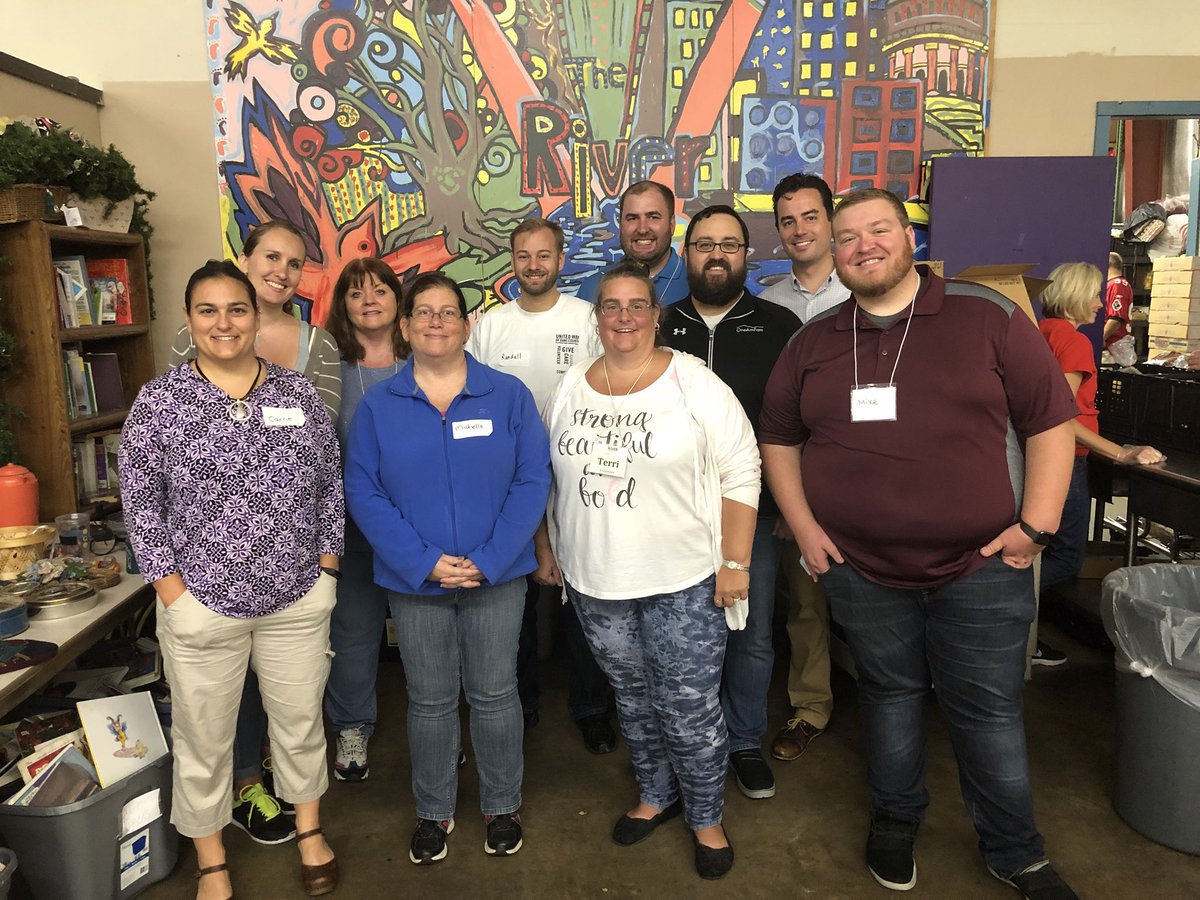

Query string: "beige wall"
[989, 1, 1200, 156]
[1, 0, 216, 373]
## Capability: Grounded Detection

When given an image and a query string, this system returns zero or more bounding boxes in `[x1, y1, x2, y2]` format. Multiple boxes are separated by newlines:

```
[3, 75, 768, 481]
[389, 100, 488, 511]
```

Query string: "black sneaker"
[578, 714, 617, 754]
[1032, 641, 1068, 667]
[231, 783, 297, 845]
[729, 748, 776, 799]
[409, 818, 454, 865]
[866, 813, 919, 891]
[261, 758, 295, 815]
[988, 860, 1079, 899]
[484, 812, 523, 856]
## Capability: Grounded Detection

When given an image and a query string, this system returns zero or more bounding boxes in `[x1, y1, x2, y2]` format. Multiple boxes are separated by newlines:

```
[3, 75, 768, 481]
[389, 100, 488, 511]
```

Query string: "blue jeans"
[820, 557, 1045, 876]
[390, 578, 524, 821]
[1039, 455, 1089, 594]
[721, 515, 780, 751]
[569, 575, 728, 830]
[517, 577, 611, 721]
[232, 671, 267, 782]
[324, 529, 390, 735]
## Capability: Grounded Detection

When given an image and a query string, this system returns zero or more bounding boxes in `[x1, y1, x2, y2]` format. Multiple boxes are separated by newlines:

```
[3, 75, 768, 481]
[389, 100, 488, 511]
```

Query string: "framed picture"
[77, 692, 168, 788]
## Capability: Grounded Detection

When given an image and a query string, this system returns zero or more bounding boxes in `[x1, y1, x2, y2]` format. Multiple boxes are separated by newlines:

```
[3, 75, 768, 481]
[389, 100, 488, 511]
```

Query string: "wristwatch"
[722, 559, 751, 572]
[1017, 520, 1055, 546]
[319, 566, 342, 580]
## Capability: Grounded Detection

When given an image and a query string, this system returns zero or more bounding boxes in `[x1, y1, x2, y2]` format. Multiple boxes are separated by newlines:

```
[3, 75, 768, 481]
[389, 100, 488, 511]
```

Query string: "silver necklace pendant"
[229, 399, 252, 422]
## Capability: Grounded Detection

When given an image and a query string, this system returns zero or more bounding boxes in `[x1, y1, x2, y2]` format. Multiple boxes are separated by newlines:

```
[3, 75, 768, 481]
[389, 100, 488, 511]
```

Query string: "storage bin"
[0, 753, 178, 899]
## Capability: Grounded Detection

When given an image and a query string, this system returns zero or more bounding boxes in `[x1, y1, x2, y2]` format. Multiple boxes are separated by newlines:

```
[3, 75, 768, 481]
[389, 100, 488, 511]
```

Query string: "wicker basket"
[0, 525, 56, 581]
[0, 184, 69, 224]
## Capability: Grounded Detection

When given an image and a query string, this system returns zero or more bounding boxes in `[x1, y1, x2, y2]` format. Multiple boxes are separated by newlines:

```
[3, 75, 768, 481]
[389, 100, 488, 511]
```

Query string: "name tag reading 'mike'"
[453, 419, 493, 439]
[850, 384, 897, 422]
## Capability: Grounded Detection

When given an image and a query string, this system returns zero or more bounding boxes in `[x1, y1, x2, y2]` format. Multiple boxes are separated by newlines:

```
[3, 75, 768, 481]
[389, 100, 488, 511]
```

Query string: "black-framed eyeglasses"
[687, 239, 746, 254]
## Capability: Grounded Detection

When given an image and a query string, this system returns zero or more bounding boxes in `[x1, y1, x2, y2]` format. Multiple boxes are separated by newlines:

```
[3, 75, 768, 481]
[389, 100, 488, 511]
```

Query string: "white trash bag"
[1102, 564, 1200, 713]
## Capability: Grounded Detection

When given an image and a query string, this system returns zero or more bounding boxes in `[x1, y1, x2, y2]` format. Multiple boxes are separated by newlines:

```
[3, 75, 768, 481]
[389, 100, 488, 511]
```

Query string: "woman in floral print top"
[120, 260, 344, 898]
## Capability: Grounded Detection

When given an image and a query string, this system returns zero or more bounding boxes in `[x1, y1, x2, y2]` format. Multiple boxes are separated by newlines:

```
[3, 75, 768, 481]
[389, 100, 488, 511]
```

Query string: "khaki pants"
[156, 574, 336, 837]
[779, 541, 833, 729]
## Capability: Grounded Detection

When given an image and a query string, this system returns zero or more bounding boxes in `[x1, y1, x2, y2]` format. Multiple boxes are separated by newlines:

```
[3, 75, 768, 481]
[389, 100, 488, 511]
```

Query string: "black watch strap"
[1018, 520, 1054, 546]
[319, 566, 342, 580]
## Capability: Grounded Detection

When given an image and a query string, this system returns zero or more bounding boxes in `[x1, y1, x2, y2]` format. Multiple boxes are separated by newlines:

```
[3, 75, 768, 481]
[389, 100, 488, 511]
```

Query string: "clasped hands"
[429, 554, 483, 589]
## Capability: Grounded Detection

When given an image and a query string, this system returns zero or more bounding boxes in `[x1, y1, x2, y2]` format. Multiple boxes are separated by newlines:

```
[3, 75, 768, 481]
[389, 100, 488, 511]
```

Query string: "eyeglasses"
[687, 239, 746, 254]
[598, 300, 655, 317]
[409, 307, 462, 321]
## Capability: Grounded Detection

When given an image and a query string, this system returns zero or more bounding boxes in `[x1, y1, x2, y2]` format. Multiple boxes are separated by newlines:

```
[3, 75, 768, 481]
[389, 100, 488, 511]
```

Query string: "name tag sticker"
[262, 406, 306, 427]
[589, 432, 627, 477]
[850, 383, 897, 422]
[453, 418, 493, 439]
[498, 350, 529, 368]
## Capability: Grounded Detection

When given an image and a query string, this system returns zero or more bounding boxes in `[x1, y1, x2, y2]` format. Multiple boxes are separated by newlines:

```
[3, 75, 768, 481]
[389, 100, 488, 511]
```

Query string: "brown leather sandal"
[297, 828, 339, 896]
[195, 862, 233, 900]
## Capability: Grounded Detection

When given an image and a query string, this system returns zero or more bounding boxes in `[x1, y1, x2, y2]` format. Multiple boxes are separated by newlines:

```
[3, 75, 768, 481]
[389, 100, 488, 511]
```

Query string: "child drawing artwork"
[107, 714, 149, 759]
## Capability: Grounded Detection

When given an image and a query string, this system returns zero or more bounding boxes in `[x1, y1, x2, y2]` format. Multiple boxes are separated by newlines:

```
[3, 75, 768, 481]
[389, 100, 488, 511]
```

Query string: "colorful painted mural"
[204, 0, 992, 323]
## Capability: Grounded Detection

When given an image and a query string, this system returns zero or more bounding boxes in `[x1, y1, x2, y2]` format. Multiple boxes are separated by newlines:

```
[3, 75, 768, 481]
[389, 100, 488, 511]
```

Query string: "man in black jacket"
[661, 205, 800, 801]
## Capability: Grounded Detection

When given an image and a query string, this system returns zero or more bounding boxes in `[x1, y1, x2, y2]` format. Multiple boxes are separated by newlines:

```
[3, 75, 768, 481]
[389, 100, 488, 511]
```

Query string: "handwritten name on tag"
[453, 418, 493, 439]
[850, 384, 897, 422]
[262, 406, 306, 427]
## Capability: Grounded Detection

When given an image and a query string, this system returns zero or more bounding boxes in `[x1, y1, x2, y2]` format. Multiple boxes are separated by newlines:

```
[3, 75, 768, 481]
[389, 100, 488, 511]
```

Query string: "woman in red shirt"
[1038, 262, 1164, 604]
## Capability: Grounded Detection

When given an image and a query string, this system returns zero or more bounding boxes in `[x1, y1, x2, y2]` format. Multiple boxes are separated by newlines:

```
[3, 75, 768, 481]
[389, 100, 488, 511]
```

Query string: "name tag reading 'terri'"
[850, 384, 897, 422]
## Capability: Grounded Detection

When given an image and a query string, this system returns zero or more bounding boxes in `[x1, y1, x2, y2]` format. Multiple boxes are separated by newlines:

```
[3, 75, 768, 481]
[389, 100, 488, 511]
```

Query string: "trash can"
[0, 753, 178, 899]
[1102, 564, 1200, 855]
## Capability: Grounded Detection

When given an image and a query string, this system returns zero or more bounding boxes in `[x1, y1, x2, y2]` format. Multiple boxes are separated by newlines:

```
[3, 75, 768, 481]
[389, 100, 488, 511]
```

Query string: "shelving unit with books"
[0, 220, 154, 520]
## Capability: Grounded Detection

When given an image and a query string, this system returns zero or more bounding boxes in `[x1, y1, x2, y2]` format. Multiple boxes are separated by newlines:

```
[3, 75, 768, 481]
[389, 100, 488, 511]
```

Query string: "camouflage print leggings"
[568, 575, 729, 830]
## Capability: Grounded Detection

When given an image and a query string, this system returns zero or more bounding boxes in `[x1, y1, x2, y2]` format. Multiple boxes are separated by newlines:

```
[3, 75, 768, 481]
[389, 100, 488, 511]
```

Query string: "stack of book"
[0, 688, 167, 807]
[62, 349, 125, 421]
[52, 256, 135, 329]
[71, 430, 123, 500]
[1148, 256, 1200, 353]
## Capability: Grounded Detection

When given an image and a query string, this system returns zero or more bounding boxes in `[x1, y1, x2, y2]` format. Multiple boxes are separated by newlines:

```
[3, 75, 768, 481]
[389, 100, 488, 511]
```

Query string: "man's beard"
[688, 260, 746, 307]
[837, 242, 914, 299]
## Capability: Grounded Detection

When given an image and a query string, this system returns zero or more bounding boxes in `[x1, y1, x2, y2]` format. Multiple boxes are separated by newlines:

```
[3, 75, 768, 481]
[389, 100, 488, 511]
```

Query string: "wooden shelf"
[69, 408, 130, 434]
[0, 219, 154, 520]
[61, 324, 149, 343]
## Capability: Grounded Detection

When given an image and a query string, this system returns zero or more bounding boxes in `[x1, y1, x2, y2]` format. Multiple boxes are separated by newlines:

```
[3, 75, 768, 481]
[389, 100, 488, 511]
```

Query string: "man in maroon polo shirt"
[759, 189, 1079, 900]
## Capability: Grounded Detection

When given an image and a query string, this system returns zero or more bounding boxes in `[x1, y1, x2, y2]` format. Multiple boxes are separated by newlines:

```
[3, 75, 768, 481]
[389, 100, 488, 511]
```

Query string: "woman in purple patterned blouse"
[120, 260, 345, 899]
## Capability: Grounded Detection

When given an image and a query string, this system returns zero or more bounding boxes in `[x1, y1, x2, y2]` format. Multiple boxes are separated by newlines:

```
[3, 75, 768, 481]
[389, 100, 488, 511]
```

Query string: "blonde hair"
[1041, 262, 1103, 323]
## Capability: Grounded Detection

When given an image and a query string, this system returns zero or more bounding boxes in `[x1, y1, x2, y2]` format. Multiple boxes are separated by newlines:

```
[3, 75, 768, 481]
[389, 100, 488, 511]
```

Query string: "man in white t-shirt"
[759, 174, 851, 768]
[466, 217, 615, 754]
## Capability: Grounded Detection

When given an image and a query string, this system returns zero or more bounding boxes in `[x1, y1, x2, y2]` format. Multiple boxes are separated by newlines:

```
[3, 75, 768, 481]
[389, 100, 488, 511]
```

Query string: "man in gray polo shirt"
[760, 174, 850, 765]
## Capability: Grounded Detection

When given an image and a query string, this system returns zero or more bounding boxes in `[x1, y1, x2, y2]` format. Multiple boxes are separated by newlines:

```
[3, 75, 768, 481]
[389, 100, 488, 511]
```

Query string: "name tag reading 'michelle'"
[453, 419, 493, 439]
[262, 406, 306, 427]
[850, 384, 897, 423]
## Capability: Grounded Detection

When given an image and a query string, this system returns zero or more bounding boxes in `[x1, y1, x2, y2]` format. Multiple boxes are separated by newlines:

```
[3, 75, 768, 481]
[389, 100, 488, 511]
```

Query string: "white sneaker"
[334, 727, 369, 782]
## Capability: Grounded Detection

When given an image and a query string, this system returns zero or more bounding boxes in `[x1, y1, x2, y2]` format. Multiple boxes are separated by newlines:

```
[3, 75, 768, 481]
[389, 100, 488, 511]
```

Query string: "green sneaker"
[231, 783, 296, 845]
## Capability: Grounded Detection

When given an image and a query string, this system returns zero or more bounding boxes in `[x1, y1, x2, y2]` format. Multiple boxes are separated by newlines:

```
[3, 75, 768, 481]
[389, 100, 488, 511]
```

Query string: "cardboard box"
[1149, 282, 1200, 299]
[1151, 255, 1200, 271]
[1149, 294, 1198, 312]
[1148, 307, 1200, 326]
[1147, 334, 1200, 352]
[1150, 269, 1200, 288]
[949, 264, 1049, 323]
[1148, 322, 1200, 340]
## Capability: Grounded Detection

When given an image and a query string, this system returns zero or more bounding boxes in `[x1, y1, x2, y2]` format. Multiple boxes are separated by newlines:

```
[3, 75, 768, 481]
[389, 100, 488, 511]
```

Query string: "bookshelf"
[0, 221, 154, 520]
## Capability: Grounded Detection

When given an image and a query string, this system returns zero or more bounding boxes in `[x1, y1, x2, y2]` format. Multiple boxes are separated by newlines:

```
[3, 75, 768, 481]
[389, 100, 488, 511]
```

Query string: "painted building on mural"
[205, 0, 991, 321]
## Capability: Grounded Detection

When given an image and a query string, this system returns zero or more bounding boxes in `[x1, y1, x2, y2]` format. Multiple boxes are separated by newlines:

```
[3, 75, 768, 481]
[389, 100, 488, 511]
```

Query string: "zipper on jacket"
[441, 404, 461, 557]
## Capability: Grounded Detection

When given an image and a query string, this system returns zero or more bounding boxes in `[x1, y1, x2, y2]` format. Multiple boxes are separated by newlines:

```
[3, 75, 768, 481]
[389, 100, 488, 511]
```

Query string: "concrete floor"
[129, 605, 1200, 899]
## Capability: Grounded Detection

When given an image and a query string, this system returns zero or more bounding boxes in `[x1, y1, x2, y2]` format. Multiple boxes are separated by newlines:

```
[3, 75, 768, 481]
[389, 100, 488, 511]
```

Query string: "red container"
[0, 464, 39, 526]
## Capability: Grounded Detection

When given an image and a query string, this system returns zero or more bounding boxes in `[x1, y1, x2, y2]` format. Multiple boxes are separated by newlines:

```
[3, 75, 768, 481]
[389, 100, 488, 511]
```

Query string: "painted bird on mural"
[223, 1, 301, 80]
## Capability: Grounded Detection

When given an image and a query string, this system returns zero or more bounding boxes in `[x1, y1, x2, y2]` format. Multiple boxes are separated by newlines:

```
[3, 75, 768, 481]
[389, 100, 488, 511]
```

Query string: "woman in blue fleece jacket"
[344, 272, 551, 866]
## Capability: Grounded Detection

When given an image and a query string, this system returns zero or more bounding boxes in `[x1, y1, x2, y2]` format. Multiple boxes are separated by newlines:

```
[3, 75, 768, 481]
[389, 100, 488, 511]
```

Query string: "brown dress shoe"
[771, 717, 824, 761]
[297, 828, 338, 896]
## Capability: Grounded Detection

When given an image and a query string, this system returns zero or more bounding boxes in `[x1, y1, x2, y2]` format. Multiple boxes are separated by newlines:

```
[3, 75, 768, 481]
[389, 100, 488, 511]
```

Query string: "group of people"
[119, 169, 1162, 900]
